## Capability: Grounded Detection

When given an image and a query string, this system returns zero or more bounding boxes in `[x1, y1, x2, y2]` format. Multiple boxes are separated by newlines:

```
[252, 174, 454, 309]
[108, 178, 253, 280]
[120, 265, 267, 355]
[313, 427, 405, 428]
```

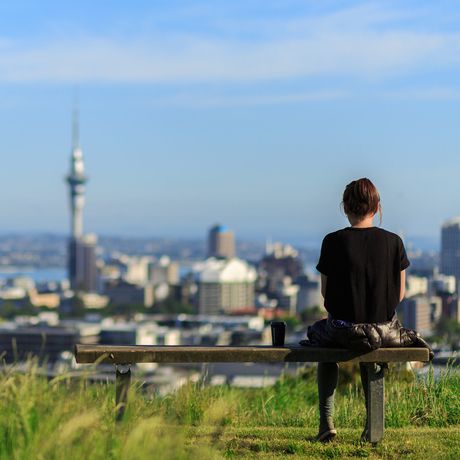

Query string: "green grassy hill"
[0, 363, 459, 459]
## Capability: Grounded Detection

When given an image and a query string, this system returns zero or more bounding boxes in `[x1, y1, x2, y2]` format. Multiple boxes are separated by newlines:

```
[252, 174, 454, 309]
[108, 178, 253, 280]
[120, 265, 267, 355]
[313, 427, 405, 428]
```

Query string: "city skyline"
[1, 1, 460, 242]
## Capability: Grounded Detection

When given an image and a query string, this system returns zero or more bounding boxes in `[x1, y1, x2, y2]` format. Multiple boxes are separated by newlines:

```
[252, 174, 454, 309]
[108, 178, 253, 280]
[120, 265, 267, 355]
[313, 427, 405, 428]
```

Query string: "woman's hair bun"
[342, 178, 380, 219]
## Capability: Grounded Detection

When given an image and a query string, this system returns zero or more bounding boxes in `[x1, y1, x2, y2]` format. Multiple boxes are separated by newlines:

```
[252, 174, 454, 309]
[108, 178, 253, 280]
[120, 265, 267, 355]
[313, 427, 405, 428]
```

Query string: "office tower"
[68, 231, 98, 294]
[400, 296, 439, 336]
[66, 106, 98, 292]
[196, 258, 256, 314]
[440, 217, 460, 286]
[208, 224, 235, 259]
[75, 234, 98, 292]
[441, 295, 460, 322]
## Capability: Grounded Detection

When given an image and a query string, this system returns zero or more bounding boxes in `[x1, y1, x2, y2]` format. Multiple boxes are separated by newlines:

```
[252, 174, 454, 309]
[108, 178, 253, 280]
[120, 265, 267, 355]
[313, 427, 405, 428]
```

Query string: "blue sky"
[1, 1, 460, 248]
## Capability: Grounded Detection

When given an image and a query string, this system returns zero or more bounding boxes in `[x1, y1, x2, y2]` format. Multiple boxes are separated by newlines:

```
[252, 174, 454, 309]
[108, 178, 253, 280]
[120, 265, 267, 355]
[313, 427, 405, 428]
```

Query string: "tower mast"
[66, 101, 87, 239]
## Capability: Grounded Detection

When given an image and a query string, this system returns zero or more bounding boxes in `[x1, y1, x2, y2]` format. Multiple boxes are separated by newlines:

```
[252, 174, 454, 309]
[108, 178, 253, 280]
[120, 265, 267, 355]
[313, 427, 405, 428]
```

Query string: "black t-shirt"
[316, 227, 410, 323]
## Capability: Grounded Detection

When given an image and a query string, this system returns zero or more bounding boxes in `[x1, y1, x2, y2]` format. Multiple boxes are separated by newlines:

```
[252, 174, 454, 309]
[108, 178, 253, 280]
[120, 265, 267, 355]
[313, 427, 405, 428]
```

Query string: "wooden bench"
[74, 344, 430, 443]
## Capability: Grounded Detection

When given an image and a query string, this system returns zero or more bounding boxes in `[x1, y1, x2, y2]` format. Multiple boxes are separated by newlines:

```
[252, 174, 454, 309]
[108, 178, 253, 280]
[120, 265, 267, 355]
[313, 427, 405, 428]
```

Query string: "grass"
[202, 426, 460, 459]
[0, 361, 459, 459]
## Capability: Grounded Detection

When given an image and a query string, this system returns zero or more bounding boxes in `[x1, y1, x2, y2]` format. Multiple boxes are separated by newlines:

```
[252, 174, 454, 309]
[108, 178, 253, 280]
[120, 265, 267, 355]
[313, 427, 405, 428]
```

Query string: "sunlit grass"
[0, 361, 459, 459]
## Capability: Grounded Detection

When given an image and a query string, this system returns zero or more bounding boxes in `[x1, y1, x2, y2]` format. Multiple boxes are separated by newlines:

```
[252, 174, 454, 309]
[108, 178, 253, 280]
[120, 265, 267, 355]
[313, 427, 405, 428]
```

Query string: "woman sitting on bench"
[313, 178, 409, 442]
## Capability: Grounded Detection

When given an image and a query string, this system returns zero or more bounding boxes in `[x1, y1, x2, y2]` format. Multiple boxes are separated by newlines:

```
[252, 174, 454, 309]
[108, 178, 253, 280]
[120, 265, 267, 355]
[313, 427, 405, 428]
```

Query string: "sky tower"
[65, 105, 98, 293]
[66, 106, 87, 238]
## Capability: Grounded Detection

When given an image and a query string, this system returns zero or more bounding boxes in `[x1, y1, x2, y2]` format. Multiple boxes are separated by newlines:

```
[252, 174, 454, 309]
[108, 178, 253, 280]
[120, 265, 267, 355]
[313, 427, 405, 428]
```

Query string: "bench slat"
[74, 344, 430, 364]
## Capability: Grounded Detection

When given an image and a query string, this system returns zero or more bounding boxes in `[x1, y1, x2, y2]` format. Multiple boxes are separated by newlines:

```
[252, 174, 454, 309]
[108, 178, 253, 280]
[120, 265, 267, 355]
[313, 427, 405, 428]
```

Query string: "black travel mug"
[271, 321, 286, 346]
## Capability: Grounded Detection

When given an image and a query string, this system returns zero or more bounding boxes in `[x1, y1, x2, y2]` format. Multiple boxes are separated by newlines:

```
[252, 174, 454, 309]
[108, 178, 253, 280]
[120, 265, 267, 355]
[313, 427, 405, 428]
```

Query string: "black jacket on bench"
[300, 315, 434, 360]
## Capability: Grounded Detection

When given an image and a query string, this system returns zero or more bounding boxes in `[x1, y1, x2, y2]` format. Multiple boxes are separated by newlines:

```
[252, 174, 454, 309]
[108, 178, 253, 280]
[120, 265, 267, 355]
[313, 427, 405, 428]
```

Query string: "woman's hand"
[321, 274, 327, 298]
[400, 270, 406, 301]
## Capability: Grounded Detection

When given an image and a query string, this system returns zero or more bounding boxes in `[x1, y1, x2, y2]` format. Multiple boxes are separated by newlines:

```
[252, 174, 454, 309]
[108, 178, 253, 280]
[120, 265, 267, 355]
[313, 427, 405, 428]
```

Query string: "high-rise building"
[441, 295, 460, 322]
[400, 295, 440, 336]
[74, 234, 98, 292]
[440, 217, 460, 287]
[208, 224, 235, 259]
[66, 106, 98, 292]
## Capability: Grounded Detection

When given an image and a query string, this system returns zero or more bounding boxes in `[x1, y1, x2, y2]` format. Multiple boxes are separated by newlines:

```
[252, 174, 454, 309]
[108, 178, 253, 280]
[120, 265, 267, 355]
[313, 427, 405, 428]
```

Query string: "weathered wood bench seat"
[74, 344, 430, 443]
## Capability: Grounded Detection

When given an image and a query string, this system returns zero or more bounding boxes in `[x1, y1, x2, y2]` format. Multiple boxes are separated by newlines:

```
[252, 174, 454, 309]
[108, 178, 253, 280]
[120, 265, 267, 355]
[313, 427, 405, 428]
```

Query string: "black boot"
[315, 417, 337, 442]
[360, 421, 369, 442]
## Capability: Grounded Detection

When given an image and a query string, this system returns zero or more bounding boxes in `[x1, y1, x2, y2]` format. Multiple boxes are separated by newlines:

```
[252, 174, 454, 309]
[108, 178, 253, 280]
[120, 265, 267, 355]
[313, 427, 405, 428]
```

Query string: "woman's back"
[317, 226, 409, 323]
[310, 177, 428, 444]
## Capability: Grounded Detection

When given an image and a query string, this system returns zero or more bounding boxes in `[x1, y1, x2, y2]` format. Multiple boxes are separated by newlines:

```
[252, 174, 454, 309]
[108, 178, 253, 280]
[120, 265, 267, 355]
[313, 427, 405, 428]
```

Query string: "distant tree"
[101, 303, 148, 317]
[59, 296, 87, 318]
[99, 298, 195, 318]
[433, 318, 460, 348]
[0, 300, 36, 319]
[38, 305, 56, 313]
[155, 298, 195, 315]
[282, 315, 301, 330]
[0, 302, 18, 319]
[300, 306, 325, 323]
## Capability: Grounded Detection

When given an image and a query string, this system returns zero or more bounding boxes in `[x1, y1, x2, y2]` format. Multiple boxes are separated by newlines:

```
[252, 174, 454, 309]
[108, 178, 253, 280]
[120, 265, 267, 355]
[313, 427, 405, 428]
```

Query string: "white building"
[150, 256, 179, 285]
[124, 256, 152, 286]
[195, 258, 257, 314]
[0, 286, 27, 300]
[429, 271, 456, 296]
[265, 241, 298, 258]
[99, 321, 180, 370]
[276, 277, 299, 315]
[406, 275, 428, 298]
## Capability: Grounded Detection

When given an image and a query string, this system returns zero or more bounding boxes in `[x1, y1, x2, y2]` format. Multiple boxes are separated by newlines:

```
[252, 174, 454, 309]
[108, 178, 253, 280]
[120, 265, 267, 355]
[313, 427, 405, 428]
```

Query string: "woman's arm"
[320, 274, 327, 298]
[400, 270, 406, 301]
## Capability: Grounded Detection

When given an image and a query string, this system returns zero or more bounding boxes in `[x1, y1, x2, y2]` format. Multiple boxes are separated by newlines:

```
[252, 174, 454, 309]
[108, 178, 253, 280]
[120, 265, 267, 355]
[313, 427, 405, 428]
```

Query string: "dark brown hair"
[342, 178, 381, 222]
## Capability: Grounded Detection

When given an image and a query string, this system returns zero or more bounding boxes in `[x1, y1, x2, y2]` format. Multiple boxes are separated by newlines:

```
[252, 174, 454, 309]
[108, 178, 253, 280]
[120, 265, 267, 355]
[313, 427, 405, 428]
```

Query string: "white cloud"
[0, 4, 458, 84]
[386, 87, 460, 100]
[152, 89, 349, 107]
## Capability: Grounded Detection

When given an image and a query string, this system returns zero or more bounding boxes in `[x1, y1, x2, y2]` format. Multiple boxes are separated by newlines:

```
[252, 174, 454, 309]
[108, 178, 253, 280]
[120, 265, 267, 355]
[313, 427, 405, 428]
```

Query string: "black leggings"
[317, 362, 369, 427]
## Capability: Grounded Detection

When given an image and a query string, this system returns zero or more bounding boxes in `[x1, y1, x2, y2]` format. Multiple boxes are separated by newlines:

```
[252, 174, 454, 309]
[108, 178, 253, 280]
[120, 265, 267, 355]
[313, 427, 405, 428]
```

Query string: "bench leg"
[115, 364, 131, 421]
[366, 363, 385, 444]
